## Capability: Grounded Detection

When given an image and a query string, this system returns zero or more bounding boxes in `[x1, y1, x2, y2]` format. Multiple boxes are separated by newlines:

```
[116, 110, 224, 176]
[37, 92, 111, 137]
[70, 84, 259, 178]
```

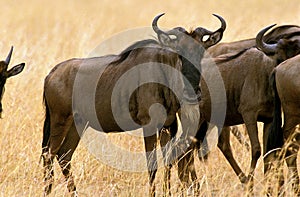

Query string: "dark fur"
[266, 70, 283, 152]
[110, 39, 159, 65]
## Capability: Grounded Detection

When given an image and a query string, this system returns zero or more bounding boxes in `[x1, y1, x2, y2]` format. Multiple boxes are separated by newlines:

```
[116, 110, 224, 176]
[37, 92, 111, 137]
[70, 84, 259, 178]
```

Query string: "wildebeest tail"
[266, 70, 284, 153]
[42, 91, 51, 154]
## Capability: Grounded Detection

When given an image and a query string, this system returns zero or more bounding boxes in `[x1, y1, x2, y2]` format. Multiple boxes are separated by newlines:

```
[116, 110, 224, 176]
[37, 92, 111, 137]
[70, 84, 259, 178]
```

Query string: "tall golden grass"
[0, 0, 299, 196]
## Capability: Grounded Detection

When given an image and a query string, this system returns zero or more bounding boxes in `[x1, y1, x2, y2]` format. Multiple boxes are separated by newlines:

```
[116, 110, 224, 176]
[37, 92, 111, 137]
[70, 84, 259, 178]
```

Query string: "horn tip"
[267, 24, 277, 28]
[262, 24, 277, 33]
[158, 13, 165, 17]
[153, 13, 165, 22]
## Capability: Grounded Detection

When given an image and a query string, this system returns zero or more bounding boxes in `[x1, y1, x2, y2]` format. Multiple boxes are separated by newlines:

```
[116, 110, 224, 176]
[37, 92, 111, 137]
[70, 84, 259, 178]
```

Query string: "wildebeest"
[0, 46, 25, 118]
[197, 25, 300, 162]
[175, 24, 300, 193]
[203, 24, 300, 155]
[266, 54, 300, 195]
[161, 24, 300, 195]
[41, 14, 226, 196]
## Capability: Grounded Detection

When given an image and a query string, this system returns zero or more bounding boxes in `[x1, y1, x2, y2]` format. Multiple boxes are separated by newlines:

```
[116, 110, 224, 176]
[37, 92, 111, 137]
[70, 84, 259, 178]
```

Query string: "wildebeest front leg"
[159, 128, 172, 197]
[177, 150, 192, 189]
[177, 148, 198, 195]
[143, 128, 158, 197]
[243, 119, 261, 192]
[217, 127, 248, 183]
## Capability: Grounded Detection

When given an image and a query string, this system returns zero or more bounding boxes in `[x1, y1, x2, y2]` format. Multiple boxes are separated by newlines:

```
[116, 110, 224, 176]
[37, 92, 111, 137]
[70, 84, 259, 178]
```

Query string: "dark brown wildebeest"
[266, 54, 300, 195]
[0, 46, 25, 117]
[41, 14, 226, 196]
[195, 25, 300, 161]
[161, 24, 300, 195]
[175, 24, 300, 193]
[203, 25, 300, 149]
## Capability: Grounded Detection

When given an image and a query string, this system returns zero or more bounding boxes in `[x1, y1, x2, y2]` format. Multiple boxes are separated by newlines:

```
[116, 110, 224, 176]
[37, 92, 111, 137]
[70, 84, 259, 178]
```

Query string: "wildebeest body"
[42, 13, 227, 196]
[266, 54, 300, 195]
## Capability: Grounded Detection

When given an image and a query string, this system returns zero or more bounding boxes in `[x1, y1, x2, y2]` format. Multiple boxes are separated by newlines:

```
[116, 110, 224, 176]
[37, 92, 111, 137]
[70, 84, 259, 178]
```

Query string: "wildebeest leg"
[263, 122, 275, 175]
[262, 122, 272, 156]
[176, 149, 199, 197]
[243, 119, 261, 192]
[159, 120, 179, 196]
[217, 127, 248, 183]
[283, 120, 300, 195]
[185, 148, 199, 195]
[177, 104, 200, 194]
[196, 120, 209, 161]
[177, 149, 193, 190]
[262, 122, 280, 196]
[262, 122, 284, 195]
[143, 127, 158, 197]
[43, 150, 54, 196]
[231, 125, 250, 151]
[57, 123, 80, 196]
[160, 128, 172, 197]
[285, 141, 300, 196]
[43, 114, 73, 195]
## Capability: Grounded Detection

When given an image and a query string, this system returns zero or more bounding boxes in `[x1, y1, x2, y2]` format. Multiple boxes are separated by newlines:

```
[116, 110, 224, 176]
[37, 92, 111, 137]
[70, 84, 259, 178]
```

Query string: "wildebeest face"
[151, 13, 226, 102]
[152, 13, 226, 56]
[0, 47, 25, 117]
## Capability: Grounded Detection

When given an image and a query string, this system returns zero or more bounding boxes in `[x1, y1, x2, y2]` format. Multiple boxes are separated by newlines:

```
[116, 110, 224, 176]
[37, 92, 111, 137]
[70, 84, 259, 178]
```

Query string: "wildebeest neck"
[180, 47, 203, 102]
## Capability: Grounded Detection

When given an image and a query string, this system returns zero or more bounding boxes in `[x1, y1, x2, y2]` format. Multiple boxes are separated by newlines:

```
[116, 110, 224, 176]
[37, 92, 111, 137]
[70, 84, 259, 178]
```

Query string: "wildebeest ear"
[7, 63, 25, 78]
[204, 31, 223, 48]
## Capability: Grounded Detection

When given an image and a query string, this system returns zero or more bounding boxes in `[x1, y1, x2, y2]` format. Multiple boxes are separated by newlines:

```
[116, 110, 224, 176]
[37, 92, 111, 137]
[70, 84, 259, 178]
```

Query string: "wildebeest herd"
[2, 13, 300, 196]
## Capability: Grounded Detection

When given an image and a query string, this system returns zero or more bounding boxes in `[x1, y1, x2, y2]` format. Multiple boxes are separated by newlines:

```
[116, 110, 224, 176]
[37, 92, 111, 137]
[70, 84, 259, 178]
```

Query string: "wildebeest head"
[257, 24, 300, 64]
[152, 13, 226, 56]
[0, 46, 25, 117]
[192, 14, 226, 49]
[152, 13, 226, 102]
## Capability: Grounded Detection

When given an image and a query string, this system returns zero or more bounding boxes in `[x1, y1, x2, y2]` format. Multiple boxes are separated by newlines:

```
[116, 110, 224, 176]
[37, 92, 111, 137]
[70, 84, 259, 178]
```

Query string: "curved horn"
[152, 13, 166, 35]
[5, 46, 13, 64]
[213, 14, 226, 31]
[256, 24, 277, 54]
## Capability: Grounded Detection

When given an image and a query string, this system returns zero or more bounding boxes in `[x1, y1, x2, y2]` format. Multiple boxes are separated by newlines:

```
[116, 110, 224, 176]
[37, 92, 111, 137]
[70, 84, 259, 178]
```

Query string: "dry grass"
[0, 0, 299, 196]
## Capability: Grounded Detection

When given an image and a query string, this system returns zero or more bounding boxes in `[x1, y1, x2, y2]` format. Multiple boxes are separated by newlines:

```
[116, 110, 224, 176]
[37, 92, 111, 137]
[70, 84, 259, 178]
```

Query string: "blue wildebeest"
[41, 14, 226, 196]
[266, 54, 300, 195]
[161, 24, 300, 194]
[174, 24, 300, 193]
[0, 46, 25, 117]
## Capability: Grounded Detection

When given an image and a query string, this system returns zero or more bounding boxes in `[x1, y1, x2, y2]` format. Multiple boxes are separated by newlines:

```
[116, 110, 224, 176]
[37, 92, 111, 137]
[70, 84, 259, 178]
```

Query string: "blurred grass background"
[0, 0, 299, 196]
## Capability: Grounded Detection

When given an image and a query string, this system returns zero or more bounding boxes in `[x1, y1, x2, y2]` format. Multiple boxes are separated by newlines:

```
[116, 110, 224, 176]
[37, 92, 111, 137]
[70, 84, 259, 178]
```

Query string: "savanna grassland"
[0, 0, 300, 196]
